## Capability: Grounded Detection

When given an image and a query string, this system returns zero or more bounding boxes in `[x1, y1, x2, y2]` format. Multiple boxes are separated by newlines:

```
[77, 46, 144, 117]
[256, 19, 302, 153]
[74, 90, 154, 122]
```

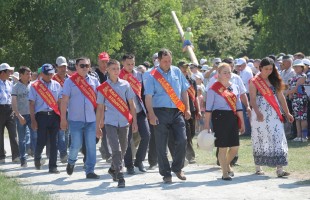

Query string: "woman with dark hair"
[249, 57, 294, 177]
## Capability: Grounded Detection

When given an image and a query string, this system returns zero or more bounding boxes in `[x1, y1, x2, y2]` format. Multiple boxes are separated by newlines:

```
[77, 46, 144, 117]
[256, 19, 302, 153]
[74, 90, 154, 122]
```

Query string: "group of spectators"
[0, 49, 309, 187]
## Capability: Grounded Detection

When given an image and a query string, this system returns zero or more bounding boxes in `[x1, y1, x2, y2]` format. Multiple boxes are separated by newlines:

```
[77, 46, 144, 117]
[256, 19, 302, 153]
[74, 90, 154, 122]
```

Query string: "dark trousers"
[0, 105, 19, 160]
[124, 111, 150, 168]
[35, 112, 59, 170]
[287, 99, 297, 137]
[169, 112, 196, 161]
[100, 127, 111, 160]
[148, 124, 157, 166]
[154, 108, 187, 177]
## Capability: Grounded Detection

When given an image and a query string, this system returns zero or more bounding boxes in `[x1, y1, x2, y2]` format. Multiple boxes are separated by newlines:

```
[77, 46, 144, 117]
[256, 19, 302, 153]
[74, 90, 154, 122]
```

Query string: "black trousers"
[0, 105, 19, 160]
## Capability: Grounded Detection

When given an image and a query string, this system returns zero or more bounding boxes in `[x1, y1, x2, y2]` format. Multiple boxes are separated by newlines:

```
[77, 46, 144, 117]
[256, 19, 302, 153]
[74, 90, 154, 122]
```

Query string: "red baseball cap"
[98, 52, 110, 61]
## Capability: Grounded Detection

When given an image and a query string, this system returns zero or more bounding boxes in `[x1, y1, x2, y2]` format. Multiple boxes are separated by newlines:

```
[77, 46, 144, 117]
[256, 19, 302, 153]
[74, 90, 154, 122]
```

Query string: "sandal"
[277, 171, 290, 178]
[255, 170, 265, 175]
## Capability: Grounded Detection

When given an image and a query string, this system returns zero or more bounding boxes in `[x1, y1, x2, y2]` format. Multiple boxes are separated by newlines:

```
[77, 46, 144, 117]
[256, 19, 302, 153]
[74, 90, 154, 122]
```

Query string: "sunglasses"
[79, 64, 90, 68]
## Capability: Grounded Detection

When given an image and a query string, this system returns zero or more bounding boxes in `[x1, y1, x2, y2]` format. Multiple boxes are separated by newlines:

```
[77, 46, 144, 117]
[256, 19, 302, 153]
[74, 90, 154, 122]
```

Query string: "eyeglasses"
[79, 64, 90, 68]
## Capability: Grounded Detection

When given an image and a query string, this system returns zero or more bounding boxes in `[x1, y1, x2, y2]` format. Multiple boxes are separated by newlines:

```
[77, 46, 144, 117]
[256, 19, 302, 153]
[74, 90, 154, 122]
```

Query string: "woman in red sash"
[249, 57, 294, 177]
[205, 63, 245, 181]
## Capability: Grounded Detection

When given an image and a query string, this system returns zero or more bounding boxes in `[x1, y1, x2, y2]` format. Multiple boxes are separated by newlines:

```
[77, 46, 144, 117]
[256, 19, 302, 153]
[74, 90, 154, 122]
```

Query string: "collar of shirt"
[107, 77, 121, 85]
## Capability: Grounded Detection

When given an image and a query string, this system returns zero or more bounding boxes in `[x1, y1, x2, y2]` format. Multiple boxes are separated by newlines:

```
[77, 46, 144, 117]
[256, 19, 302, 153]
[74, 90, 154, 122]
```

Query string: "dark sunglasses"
[79, 64, 90, 68]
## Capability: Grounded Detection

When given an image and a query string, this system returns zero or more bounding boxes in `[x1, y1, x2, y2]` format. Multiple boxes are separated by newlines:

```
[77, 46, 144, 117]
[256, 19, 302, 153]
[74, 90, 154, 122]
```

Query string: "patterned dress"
[288, 73, 308, 120]
[251, 86, 288, 167]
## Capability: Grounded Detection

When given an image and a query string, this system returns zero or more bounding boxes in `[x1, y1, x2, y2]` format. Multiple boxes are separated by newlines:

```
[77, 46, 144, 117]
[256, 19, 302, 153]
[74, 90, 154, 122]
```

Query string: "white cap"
[302, 59, 310, 66]
[200, 58, 207, 65]
[11, 72, 19, 79]
[292, 59, 304, 67]
[56, 56, 68, 67]
[236, 58, 246, 66]
[212, 58, 222, 64]
[201, 65, 210, 71]
[0, 63, 14, 71]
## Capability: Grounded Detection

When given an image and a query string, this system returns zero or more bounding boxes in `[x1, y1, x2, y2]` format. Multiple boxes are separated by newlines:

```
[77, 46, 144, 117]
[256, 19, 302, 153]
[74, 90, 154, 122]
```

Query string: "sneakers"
[302, 137, 308, 142]
[118, 178, 125, 188]
[66, 163, 75, 175]
[126, 166, 136, 175]
[293, 137, 302, 142]
[108, 168, 118, 182]
[86, 173, 100, 179]
[60, 155, 68, 164]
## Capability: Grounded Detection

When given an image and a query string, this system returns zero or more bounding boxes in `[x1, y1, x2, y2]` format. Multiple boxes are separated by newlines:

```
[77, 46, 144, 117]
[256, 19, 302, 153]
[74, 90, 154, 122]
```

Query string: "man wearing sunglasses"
[60, 57, 100, 179]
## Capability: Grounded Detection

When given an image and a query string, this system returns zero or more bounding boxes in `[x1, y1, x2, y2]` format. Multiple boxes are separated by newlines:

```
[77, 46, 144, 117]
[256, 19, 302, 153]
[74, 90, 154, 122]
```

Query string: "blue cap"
[41, 64, 55, 75]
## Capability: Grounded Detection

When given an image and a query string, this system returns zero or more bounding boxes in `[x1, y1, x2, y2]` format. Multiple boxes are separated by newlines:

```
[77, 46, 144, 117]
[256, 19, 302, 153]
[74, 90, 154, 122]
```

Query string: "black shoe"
[127, 167, 136, 175]
[34, 159, 41, 170]
[118, 178, 125, 188]
[21, 160, 27, 168]
[163, 176, 172, 184]
[108, 168, 118, 182]
[148, 164, 157, 170]
[66, 163, 74, 175]
[49, 168, 60, 174]
[222, 176, 232, 181]
[86, 172, 100, 179]
[134, 162, 147, 172]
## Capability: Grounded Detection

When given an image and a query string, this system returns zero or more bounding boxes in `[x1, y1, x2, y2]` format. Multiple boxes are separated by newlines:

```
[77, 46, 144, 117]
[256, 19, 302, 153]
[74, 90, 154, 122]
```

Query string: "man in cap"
[0, 63, 20, 164]
[29, 64, 62, 173]
[96, 52, 112, 162]
[204, 58, 221, 79]
[189, 63, 204, 81]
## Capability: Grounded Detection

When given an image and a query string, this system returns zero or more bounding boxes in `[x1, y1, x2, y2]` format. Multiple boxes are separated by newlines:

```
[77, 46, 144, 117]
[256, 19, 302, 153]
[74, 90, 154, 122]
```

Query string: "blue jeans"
[58, 130, 68, 158]
[242, 103, 251, 135]
[16, 114, 37, 161]
[68, 121, 96, 175]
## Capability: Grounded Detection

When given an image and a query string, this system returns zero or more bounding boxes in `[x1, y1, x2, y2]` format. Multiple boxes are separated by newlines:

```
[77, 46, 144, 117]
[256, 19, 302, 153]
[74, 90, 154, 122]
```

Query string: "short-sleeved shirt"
[240, 67, 253, 93]
[62, 74, 100, 122]
[0, 79, 12, 104]
[183, 31, 193, 41]
[206, 73, 246, 95]
[97, 78, 135, 127]
[28, 79, 62, 113]
[280, 67, 296, 85]
[206, 83, 242, 112]
[12, 81, 31, 115]
[144, 66, 190, 108]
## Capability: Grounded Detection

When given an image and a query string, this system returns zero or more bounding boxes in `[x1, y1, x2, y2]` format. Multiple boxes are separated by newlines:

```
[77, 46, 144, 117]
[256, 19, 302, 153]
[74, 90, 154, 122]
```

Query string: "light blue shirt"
[0, 79, 12, 104]
[206, 73, 246, 94]
[62, 74, 100, 122]
[28, 78, 62, 113]
[97, 78, 135, 127]
[144, 66, 190, 108]
[206, 83, 242, 112]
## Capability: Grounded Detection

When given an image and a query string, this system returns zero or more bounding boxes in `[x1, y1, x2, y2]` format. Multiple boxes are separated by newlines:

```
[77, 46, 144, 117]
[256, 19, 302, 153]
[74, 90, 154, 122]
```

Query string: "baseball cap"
[67, 59, 76, 71]
[189, 63, 198, 68]
[201, 65, 210, 71]
[200, 58, 207, 65]
[41, 64, 55, 75]
[10, 72, 19, 79]
[236, 58, 246, 66]
[178, 61, 189, 68]
[56, 56, 68, 66]
[98, 52, 110, 61]
[0, 63, 14, 71]
[292, 59, 304, 67]
[152, 53, 158, 60]
[212, 58, 222, 64]
[302, 59, 310, 66]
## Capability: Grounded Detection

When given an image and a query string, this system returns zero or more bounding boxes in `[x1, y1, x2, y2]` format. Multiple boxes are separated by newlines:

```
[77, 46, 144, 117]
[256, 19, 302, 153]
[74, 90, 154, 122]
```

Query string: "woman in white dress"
[249, 57, 294, 177]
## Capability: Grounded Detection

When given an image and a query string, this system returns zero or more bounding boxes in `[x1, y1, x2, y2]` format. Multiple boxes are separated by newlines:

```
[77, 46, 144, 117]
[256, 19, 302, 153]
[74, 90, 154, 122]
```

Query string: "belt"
[155, 107, 179, 112]
[37, 111, 56, 115]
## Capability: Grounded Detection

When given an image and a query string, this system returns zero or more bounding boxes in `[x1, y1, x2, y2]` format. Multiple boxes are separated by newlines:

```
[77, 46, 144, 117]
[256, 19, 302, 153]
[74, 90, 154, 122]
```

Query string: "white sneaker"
[293, 137, 302, 142]
[302, 137, 308, 142]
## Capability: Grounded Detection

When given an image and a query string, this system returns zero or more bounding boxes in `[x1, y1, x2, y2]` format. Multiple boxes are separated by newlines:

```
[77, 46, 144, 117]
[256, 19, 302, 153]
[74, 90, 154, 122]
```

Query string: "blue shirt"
[28, 78, 62, 113]
[143, 66, 189, 108]
[206, 83, 242, 112]
[97, 78, 135, 127]
[0, 79, 12, 104]
[62, 74, 100, 122]
[130, 70, 144, 113]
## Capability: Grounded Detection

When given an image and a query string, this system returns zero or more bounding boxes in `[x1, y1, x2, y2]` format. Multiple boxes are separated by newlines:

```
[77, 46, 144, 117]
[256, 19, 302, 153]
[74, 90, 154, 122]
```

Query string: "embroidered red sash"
[70, 73, 97, 108]
[119, 68, 142, 99]
[52, 74, 64, 87]
[252, 75, 284, 122]
[32, 80, 60, 116]
[150, 69, 185, 113]
[211, 81, 241, 128]
[187, 82, 199, 110]
[97, 82, 133, 123]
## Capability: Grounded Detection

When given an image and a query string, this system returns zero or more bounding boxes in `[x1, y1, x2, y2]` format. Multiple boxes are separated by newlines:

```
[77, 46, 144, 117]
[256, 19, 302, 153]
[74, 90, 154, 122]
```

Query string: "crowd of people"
[0, 49, 309, 187]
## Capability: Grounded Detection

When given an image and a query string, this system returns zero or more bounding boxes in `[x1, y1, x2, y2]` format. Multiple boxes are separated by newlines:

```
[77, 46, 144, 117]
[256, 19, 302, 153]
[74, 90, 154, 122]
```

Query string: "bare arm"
[181, 91, 191, 120]
[96, 104, 105, 138]
[237, 111, 245, 134]
[276, 91, 294, 123]
[249, 80, 263, 122]
[128, 99, 138, 133]
[12, 96, 26, 125]
[204, 112, 211, 130]
[240, 93, 251, 118]
[29, 100, 37, 130]
[145, 94, 158, 125]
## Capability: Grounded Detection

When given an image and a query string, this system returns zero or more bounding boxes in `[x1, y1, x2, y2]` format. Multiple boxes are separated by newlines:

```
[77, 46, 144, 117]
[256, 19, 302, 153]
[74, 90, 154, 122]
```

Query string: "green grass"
[194, 136, 310, 179]
[0, 172, 50, 200]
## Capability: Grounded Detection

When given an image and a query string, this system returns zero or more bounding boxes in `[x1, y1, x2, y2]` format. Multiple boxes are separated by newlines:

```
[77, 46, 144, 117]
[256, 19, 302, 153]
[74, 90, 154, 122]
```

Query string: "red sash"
[97, 82, 133, 123]
[52, 74, 64, 87]
[150, 69, 185, 113]
[187, 82, 199, 110]
[119, 68, 142, 99]
[211, 82, 241, 128]
[32, 80, 60, 116]
[70, 73, 97, 108]
[252, 75, 284, 122]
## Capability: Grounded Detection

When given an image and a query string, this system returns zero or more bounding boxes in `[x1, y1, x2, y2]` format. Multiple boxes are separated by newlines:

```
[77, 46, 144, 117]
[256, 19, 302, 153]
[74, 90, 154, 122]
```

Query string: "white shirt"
[239, 66, 253, 93]
[280, 67, 296, 85]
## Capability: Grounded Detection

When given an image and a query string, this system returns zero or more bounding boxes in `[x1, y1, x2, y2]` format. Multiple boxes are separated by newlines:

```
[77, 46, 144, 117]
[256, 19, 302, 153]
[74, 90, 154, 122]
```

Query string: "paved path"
[0, 138, 309, 200]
